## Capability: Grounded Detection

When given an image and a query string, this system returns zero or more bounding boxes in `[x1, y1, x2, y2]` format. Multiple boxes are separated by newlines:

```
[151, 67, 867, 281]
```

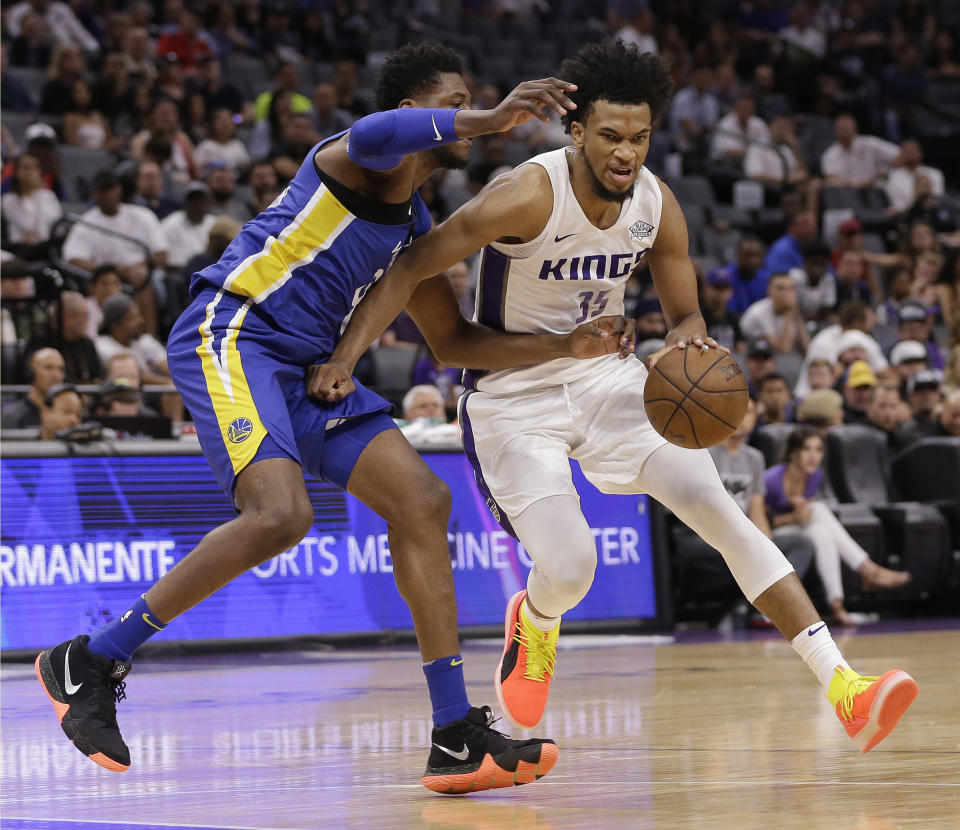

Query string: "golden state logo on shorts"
[227, 417, 254, 444]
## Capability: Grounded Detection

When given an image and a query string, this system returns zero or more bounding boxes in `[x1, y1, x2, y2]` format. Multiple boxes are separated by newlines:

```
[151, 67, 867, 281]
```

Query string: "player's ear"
[570, 120, 585, 148]
[398, 98, 417, 109]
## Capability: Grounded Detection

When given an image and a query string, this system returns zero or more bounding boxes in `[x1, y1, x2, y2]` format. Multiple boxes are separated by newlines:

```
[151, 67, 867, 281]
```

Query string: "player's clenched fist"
[568, 315, 636, 360]
[306, 362, 356, 402]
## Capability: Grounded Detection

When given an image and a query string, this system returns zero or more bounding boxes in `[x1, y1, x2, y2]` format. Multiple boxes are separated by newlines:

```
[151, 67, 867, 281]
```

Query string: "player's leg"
[635, 442, 918, 752]
[317, 417, 558, 793]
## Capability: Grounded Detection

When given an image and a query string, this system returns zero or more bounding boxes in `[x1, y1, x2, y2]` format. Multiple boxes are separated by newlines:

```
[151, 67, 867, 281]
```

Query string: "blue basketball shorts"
[166, 287, 396, 496]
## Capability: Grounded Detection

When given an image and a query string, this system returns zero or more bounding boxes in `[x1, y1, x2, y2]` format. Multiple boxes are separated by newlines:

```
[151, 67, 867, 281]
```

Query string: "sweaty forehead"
[584, 100, 651, 132]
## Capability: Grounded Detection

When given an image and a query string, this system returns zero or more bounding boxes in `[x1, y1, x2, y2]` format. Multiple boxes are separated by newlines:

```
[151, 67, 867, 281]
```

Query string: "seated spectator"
[708, 92, 770, 164]
[62, 169, 168, 335]
[95, 294, 169, 386]
[1, 153, 62, 254]
[795, 301, 889, 398]
[254, 61, 312, 122]
[909, 249, 947, 317]
[380, 310, 426, 350]
[842, 360, 876, 424]
[63, 79, 114, 150]
[1, 347, 66, 428]
[668, 64, 720, 155]
[676, 399, 815, 618]
[906, 368, 945, 430]
[6, 0, 99, 53]
[1, 43, 34, 112]
[130, 97, 198, 183]
[757, 372, 793, 426]
[790, 240, 836, 322]
[333, 59, 369, 119]
[765, 427, 910, 626]
[890, 339, 929, 386]
[744, 115, 811, 191]
[244, 160, 280, 217]
[779, 1, 826, 58]
[8, 11, 54, 70]
[896, 299, 944, 369]
[804, 357, 837, 393]
[867, 385, 915, 453]
[725, 236, 768, 314]
[885, 139, 945, 216]
[194, 108, 251, 176]
[249, 89, 294, 161]
[635, 298, 668, 340]
[400, 384, 447, 425]
[188, 56, 248, 124]
[762, 210, 818, 278]
[701, 268, 744, 354]
[820, 112, 899, 189]
[745, 338, 776, 397]
[1, 124, 63, 200]
[154, 8, 214, 71]
[830, 218, 893, 300]
[752, 63, 791, 122]
[85, 264, 124, 340]
[40, 43, 86, 115]
[103, 350, 143, 388]
[160, 182, 217, 268]
[875, 267, 914, 327]
[94, 376, 155, 417]
[834, 250, 874, 306]
[131, 160, 180, 220]
[91, 51, 133, 126]
[312, 82, 354, 141]
[40, 382, 84, 440]
[26, 290, 101, 384]
[206, 164, 249, 222]
[172, 214, 241, 318]
[936, 390, 960, 437]
[412, 346, 461, 412]
[740, 272, 810, 355]
[795, 388, 844, 430]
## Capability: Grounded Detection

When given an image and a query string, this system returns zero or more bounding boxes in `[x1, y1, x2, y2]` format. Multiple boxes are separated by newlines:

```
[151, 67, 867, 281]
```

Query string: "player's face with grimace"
[406, 71, 473, 170]
[570, 99, 652, 203]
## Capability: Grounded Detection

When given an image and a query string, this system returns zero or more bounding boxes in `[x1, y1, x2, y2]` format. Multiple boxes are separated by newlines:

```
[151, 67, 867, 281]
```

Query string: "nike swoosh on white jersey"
[64, 644, 83, 695]
[433, 742, 470, 761]
[431, 115, 443, 141]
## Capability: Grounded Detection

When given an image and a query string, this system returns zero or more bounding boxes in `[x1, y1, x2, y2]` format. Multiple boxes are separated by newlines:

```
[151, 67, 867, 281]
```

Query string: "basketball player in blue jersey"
[34, 44, 637, 795]
[313, 41, 918, 756]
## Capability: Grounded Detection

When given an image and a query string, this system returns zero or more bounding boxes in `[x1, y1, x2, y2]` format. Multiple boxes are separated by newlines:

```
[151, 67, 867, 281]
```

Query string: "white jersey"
[467, 147, 663, 394]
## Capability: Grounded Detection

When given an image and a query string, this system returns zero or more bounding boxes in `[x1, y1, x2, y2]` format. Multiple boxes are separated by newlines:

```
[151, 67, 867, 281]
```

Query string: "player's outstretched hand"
[647, 334, 729, 369]
[568, 315, 636, 360]
[482, 78, 577, 132]
[306, 362, 356, 403]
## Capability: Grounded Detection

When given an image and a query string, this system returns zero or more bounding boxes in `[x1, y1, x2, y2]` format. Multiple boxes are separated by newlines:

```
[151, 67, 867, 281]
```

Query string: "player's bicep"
[646, 180, 700, 326]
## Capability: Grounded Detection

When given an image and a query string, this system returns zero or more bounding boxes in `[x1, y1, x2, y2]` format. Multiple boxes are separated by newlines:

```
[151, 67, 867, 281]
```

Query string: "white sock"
[791, 622, 852, 691]
[521, 598, 560, 632]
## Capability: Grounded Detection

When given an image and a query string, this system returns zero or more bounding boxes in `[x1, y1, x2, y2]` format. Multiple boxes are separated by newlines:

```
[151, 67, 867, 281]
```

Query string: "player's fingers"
[706, 337, 731, 355]
[647, 344, 674, 368]
[522, 81, 578, 111]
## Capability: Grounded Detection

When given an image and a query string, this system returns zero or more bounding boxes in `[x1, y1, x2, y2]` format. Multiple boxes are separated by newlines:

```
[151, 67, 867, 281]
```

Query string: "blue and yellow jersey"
[191, 133, 432, 364]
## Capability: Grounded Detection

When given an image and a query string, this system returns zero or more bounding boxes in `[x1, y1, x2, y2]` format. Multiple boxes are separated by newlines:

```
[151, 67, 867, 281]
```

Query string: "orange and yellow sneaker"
[825, 665, 918, 753]
[495, 590, 559, 730]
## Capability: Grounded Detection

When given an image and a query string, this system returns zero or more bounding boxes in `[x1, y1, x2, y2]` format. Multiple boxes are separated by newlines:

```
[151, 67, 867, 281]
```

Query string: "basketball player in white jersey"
[311, 41, 918, 754]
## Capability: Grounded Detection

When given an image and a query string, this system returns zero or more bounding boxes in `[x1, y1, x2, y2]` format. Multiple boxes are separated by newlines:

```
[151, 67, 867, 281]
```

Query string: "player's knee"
[539, 543, 596, 605]
[252, 497, 314, 554]
[403, 473, 451, 527]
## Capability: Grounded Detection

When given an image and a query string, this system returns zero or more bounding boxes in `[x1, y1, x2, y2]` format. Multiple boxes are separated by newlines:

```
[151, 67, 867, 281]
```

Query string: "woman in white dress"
[1, 153, 62, 251]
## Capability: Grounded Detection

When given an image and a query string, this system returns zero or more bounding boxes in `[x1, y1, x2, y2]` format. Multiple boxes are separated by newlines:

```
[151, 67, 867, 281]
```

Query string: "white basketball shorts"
[459, 354, 668, 528]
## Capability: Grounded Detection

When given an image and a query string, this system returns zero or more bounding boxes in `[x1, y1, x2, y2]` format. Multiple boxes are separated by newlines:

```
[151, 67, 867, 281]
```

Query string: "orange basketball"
[643, 347, 749, 449]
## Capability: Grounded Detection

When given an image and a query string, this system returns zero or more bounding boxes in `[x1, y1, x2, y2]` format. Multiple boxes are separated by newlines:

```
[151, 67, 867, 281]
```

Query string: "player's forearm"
[429, 320, 573, 369]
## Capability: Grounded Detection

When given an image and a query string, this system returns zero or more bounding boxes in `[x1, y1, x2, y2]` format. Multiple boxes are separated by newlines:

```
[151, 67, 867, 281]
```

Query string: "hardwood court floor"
[2, 627, 958, 830]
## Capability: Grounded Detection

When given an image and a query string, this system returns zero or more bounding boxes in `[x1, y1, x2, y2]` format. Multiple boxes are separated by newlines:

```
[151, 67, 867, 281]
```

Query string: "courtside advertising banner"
[1, 453, 658, 650]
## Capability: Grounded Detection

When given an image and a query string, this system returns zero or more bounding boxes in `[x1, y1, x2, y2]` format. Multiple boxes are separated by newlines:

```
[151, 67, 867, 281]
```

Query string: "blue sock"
[423, 655, 471, 726]
[87, 595, 166, 662]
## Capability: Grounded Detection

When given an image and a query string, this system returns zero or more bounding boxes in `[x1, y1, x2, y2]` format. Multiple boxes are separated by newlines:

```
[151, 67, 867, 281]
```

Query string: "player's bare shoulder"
[474, 162, 554, 244]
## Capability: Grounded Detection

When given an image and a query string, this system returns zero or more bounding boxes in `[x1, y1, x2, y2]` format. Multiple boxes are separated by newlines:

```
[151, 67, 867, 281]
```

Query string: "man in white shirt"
[7, 0, 98, 52]
[739, 272, 810, 356]
[709, 93, 771, 162]
[884, 139, 944, 214]
[160, 182, 217, 268]
[615, 7, 658, 55]
[62, 170, 168, 334]
[745, 115, 808, 186]
[820, 113, 899, 189]
[669, 65, 720, 153]
[789, 240, 836, 321]
[94, 293, 169, 387]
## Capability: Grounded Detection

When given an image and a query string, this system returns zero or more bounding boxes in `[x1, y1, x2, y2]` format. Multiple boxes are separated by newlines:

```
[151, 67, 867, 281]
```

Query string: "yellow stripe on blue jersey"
[196, 291, 269, 473]
[222, 185, 353, 302]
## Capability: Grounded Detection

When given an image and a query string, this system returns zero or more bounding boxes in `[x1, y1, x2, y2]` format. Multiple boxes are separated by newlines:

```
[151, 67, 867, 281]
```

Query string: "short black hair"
[558, 39, 674, 133]
[91, 263, 120, 283]
[838, 300, 869, 328]
[375, 43, 464, 111]
[759, 372, 788, 390]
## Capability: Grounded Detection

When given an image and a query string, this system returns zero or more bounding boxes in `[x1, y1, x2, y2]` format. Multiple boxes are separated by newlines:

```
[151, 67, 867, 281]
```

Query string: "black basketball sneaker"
[35, 634, 132, 771]
[421, 705, 558, 794]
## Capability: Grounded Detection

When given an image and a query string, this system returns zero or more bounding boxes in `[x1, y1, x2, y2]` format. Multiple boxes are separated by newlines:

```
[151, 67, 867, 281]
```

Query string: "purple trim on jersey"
[464, 245, 510, 390]
[459, 391, 517, 539]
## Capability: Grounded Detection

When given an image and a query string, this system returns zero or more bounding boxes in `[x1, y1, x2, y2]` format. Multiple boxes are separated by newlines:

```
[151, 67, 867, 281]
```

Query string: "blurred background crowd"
[2, 0, 959, 623]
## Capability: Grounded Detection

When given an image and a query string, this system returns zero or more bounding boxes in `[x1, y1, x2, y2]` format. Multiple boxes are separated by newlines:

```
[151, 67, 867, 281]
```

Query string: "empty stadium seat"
[751, 423, 796, 467]
[671, 176, 716, 208]
[370, 346, 419, 409]
[825, 424, 949, 596]
[57, 146, 116, 202]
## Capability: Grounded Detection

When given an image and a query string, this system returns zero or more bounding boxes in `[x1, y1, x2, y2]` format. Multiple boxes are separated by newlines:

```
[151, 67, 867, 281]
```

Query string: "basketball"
[644, 347, 749, 448]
